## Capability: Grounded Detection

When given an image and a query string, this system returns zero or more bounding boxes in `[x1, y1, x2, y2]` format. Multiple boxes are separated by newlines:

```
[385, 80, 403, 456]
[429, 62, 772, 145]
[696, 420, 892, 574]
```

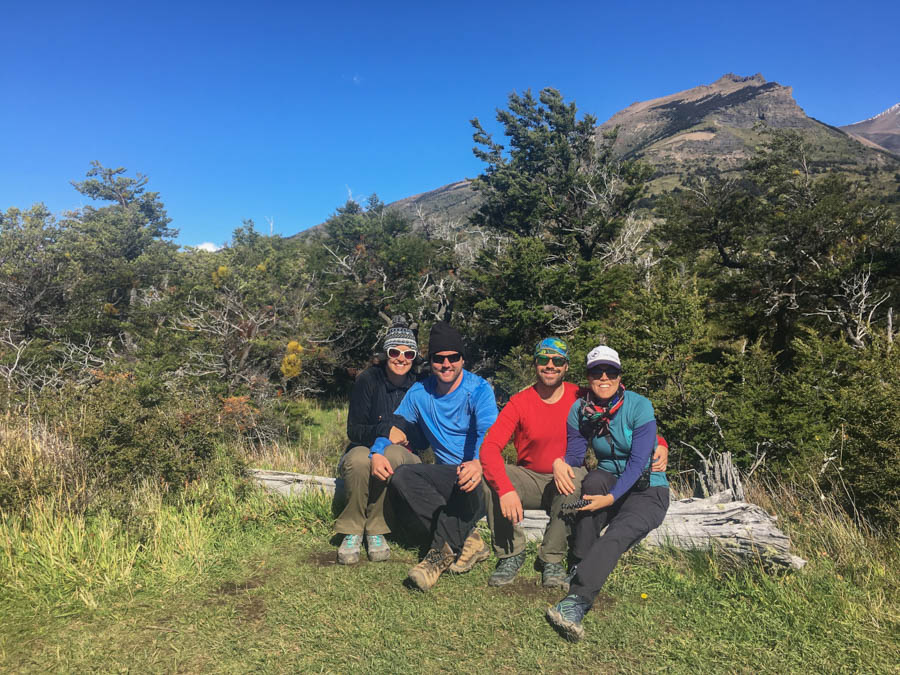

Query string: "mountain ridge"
[839, 102, 900, 156]
[299, 75, 900, 234]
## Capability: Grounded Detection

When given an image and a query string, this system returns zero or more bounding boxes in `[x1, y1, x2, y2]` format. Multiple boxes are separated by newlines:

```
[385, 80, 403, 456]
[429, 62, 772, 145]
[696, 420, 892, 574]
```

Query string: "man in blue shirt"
[368, 321, 498, 591]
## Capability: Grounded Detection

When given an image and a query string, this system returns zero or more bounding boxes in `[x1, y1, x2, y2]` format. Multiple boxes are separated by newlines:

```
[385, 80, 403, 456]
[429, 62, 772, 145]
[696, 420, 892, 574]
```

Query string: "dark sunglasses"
[535, 355, 568, 367]
[587, 366, 621, 378]
[430, 353, 462, 364]
[387, 348, 417, 360]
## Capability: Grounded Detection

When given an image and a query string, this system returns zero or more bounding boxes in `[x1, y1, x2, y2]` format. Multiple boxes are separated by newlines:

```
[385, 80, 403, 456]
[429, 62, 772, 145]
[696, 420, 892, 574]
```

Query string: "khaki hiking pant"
[484, 465, 587, 564]
[333, 444, 421, 536]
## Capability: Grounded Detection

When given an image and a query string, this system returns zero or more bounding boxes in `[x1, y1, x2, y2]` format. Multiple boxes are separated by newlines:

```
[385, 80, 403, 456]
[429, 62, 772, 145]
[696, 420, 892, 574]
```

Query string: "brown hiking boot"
[448, 529, 490, 574]
[407, 542, 455, 591]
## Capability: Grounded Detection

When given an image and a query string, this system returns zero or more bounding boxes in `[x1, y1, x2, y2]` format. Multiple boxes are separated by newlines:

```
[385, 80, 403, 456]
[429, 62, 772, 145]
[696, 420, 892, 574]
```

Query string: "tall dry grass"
[0, 414, 267, 608]
[243, 400, 348, 476]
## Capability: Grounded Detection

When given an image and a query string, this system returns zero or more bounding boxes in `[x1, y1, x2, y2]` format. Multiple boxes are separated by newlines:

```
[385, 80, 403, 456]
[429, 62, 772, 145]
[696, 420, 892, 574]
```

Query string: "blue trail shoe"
[366, 534, 391, 562]
[546, 594, 592, 642]
[488, 552, 526, 586]
[337, 534, 361, 565]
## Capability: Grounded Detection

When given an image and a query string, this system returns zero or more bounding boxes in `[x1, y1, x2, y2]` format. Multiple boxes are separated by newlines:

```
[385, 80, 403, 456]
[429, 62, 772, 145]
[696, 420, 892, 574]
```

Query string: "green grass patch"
[2, 483, 898, 673]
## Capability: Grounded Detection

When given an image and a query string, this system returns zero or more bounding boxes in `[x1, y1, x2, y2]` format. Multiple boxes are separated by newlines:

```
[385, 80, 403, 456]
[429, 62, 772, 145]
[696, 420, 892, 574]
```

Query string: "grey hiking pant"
[334, 444, 421, 536]
[569, 469, 669, 604]
[484, 465, 587, 564]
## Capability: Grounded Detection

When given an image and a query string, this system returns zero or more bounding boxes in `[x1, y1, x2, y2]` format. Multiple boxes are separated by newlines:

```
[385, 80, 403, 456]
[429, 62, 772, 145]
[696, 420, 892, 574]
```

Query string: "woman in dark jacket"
[334, 319, 426, 564]
[546, 345, 670, 641]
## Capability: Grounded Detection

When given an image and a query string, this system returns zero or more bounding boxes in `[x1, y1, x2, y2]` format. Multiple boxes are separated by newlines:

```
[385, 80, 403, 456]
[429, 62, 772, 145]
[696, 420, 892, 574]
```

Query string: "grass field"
[3, 485, 899, 673]
[2, 409, 898, 673]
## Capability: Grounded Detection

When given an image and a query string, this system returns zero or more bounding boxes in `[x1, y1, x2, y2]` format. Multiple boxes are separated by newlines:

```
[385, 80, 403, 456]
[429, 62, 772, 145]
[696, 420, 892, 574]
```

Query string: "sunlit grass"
[1, 410, 898, 672]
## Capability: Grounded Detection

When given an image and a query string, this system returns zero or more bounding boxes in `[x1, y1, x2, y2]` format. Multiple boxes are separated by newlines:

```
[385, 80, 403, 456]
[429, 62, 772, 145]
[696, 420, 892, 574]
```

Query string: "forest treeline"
[2, 89, 898, 528]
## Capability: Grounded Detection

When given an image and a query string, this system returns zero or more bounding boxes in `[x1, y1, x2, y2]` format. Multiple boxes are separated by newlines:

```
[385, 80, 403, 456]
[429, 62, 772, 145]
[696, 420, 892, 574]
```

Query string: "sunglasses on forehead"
[430, 353, 462, 364]
[535, 355, 568, 366]
[387, 348, 417, 360]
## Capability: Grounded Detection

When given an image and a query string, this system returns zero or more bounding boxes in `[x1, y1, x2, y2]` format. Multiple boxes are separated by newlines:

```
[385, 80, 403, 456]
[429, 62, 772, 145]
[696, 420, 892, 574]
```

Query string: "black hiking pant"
[390, 463, 485, 555]
[569, 469, 669, 604]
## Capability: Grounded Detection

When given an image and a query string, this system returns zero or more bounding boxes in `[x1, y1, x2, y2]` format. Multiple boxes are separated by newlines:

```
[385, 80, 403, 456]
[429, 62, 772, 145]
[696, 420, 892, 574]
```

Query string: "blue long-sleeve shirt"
[370, 370, 498, 465]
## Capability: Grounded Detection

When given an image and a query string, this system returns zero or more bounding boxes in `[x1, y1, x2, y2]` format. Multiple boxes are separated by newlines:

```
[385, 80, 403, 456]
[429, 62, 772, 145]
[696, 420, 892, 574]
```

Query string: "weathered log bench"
[250, 468, 806, 569]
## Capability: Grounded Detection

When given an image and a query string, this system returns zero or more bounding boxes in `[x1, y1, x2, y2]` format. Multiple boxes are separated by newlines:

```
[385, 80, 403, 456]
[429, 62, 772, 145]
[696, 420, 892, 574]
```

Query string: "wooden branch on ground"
[249, 469, 807, 570]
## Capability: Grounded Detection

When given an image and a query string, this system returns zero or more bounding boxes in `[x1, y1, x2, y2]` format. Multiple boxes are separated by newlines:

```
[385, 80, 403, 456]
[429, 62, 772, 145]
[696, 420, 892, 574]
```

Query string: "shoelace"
[424, 548, 447, 564]
[368, 535, 384, 547]
[342, 534, 360, 547]
[497, 556, 522, 572]
[557, 595, 588, 621]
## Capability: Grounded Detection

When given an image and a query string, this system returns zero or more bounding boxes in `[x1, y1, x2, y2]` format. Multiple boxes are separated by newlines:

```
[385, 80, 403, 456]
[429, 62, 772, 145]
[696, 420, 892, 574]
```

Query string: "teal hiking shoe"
[366, 534, 391, 562]
[337, 534, 361, 565]
[540, 560, 569, 589]
[488, 552, 525, 586]
[546, 594, 592, 642]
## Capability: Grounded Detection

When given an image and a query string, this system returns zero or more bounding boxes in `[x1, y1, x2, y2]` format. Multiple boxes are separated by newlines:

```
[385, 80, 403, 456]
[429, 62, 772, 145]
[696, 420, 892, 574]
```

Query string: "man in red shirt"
[480, 338, 668, 588]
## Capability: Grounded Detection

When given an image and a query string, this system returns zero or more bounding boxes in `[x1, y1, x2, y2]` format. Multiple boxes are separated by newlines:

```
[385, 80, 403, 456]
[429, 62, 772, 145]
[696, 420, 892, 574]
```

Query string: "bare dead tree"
[807, 267, 890, 348]
[416, 273, 458, 324]
[173, 285, 279, 391]
[541, 300, 584, 336]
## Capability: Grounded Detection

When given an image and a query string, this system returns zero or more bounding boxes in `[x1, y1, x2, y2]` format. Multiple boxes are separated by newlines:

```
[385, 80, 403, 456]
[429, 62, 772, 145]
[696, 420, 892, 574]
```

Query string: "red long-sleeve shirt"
[481, 382, 581, 497]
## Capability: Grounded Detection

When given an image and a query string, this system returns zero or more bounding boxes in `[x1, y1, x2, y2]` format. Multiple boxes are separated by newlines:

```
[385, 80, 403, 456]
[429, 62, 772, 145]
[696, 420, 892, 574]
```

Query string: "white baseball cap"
[586, 345, 621, 370]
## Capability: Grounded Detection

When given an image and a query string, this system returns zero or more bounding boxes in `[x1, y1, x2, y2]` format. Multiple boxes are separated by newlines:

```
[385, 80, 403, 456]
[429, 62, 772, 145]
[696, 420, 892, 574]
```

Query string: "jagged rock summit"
[840, 103, 900, 156]
[600, 73, 815, 158]
[593, 73, 870, 195]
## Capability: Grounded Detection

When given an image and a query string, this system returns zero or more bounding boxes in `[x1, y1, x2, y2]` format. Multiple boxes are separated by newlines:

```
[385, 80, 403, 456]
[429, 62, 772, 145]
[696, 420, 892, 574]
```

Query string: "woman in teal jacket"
[547, 345, 669, 641]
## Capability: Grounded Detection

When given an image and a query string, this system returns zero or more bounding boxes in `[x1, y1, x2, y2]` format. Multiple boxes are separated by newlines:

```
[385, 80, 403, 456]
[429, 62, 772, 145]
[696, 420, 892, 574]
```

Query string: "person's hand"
[388, 426, 409, 448]
[499, 491, 524, 525]
[553, 458, 576, 495]
[578, 493, 614, 512]
[651, 442, 669, 472]
[371, 453, 394, 481]
[457, 460, 483, 492]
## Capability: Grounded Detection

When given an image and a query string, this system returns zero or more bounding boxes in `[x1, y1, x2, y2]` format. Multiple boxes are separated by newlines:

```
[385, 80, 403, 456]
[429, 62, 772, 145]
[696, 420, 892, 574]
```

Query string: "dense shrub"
[30, 377, 243, 492]
[784, 332, 900, 529]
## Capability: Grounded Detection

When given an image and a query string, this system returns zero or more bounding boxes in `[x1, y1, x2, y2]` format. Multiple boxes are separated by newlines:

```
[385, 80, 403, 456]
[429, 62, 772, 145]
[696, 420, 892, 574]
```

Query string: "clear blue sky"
[2, 0, 897, 248]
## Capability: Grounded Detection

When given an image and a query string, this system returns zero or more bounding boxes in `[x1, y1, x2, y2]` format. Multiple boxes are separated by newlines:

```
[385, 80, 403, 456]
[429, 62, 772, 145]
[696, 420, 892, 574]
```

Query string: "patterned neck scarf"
[580, 384, 626, 440]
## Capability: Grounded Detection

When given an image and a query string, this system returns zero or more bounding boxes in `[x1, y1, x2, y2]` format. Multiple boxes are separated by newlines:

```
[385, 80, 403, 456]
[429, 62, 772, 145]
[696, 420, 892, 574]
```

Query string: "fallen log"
[250, 468, 806, 570]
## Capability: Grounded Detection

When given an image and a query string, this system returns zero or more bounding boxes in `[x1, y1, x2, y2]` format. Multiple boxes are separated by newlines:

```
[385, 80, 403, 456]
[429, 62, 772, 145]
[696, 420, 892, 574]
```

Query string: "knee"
[383, 444, 412, 466]
[582, 470, 616, 496]
[341, 446, 371, 476]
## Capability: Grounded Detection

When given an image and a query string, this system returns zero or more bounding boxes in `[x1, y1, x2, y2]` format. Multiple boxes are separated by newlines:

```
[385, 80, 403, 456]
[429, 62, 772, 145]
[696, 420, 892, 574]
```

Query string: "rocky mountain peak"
[598, 73, 810, 168]
[377, 76, 899, 230]
[715, 73, 767, 86]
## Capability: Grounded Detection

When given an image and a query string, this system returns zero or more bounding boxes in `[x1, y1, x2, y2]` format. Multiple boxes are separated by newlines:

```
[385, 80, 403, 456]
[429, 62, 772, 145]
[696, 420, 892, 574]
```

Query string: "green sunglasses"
[535, 355, 568, 367]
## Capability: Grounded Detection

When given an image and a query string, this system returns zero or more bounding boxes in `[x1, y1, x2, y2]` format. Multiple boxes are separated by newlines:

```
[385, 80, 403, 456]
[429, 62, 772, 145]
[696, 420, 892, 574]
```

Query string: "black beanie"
[428, 321, 465, 358]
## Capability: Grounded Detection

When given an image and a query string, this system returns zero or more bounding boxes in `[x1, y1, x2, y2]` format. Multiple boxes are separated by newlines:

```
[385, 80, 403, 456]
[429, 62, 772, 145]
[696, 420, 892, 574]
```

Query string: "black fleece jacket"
[346, 364, 427, 450]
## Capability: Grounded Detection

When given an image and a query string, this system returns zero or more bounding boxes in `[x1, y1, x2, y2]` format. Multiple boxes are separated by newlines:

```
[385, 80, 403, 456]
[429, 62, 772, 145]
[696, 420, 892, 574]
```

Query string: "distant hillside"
[840, 103, 900, 156]
[385, 180, 479, 229]
[595, 73, 900, 198]
[300, 74, 900, 235]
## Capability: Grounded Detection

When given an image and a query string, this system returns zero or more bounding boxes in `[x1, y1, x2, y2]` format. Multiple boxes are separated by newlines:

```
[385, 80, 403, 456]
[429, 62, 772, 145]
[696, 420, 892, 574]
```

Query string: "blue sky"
[2, 0, 897, 248]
